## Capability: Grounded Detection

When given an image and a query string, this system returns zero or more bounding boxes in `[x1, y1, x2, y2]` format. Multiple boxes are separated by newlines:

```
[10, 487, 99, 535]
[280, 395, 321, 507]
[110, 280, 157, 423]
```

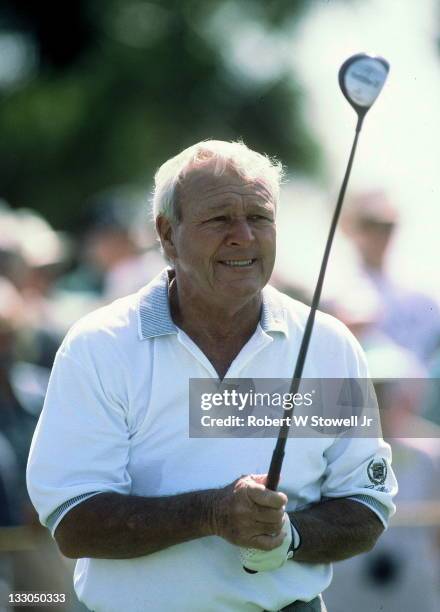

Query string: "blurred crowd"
[0, 189, 439, 611]
[318, 192, 440, 612]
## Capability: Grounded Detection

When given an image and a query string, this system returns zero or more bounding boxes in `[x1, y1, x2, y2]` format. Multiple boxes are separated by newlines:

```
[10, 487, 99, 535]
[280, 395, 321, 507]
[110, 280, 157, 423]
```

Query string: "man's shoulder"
[61, 292, 141, 359]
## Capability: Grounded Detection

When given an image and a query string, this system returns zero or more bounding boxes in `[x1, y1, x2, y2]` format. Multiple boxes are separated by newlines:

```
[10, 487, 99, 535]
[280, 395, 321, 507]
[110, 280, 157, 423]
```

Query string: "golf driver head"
[339, 53, 390, 118]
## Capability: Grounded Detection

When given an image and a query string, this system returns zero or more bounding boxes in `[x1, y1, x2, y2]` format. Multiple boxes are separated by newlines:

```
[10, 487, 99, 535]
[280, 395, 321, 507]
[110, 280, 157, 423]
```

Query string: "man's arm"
[289, 498, 384, 563]
[55, 491, 215, 559]
[54, 475, 287, 559]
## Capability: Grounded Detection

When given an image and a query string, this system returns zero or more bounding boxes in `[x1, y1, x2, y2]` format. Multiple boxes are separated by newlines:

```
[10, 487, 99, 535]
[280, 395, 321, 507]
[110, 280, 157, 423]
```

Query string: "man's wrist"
[198, 489, 221, 538]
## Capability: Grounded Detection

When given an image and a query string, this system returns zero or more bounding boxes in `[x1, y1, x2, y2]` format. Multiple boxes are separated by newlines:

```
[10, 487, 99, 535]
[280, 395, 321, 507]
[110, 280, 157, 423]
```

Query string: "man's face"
[354, 218, 395, 269]
[157, 164, 276, 305]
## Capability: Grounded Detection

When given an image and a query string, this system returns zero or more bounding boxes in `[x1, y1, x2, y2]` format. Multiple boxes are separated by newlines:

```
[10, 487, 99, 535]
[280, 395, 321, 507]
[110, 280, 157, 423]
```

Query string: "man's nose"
[226, 219, 255, 245]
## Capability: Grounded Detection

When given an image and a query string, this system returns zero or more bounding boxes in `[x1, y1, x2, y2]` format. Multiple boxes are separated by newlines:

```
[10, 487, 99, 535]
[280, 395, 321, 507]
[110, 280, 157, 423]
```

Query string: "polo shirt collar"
[137, 268, 287, 340]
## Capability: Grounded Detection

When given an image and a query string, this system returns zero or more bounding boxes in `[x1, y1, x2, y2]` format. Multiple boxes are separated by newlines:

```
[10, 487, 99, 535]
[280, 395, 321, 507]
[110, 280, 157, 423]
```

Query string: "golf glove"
[240, 513, 301, 573]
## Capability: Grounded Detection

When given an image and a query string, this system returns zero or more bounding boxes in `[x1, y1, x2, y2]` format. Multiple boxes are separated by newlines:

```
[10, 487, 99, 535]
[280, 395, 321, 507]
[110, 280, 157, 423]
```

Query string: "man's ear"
[156, 214, 178, 261]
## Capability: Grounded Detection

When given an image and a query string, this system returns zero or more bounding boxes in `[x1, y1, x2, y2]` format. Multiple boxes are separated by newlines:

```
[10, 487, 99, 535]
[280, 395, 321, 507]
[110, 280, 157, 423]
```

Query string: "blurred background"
[0, 0, 439, 610]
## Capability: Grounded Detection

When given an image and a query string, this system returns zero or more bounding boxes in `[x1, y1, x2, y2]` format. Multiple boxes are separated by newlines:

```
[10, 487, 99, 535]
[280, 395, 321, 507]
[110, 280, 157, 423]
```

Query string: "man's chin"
[217, 277, 266, 299]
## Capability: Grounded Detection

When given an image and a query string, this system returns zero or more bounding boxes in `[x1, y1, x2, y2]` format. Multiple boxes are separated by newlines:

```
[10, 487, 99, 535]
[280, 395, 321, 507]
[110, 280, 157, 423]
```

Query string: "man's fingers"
[249, 474, 267, 486]
[253, 520, 283, 536]
[247, 486, 287, 509]
[255, 520, 283, 535]
[254, 506, 285, 523]
[216, 474, 289, 549]
[254, 507, 285, 533]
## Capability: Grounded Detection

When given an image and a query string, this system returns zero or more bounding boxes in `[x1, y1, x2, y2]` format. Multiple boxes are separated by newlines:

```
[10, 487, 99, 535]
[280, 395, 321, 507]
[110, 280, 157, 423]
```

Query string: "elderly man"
[27, 140, 396, 612]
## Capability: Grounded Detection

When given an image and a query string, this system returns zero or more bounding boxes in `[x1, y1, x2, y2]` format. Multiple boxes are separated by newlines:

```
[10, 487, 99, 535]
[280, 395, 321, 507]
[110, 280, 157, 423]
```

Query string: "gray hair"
[152, 140, 284, 223]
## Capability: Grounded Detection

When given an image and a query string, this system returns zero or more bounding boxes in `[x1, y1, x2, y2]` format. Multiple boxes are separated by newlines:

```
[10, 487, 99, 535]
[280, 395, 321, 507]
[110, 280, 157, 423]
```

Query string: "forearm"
[289, 498, 384, 563]
[55, 490, 217, 559]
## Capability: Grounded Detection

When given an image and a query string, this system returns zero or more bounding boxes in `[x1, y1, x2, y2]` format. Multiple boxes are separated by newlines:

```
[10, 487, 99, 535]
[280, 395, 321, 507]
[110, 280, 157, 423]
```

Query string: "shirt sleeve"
[320, 325, 398, 527]
[26, 335, 132, 534]
[321, 435, 397, 527]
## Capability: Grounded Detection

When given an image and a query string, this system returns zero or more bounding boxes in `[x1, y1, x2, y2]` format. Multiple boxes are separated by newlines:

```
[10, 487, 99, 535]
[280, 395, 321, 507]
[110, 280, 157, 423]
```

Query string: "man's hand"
[53, 475, 287, 560]
[239, 512, 294, 572]
[211, 474, 287, 550]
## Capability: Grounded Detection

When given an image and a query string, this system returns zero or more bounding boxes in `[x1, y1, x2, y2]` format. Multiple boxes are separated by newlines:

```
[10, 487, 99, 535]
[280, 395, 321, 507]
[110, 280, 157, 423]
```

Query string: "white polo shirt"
[27, 270, 397, 612]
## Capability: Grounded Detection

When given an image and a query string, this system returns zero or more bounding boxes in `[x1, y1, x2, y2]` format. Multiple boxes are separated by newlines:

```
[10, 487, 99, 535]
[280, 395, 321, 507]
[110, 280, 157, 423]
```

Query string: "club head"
[339, 53, 390, 119]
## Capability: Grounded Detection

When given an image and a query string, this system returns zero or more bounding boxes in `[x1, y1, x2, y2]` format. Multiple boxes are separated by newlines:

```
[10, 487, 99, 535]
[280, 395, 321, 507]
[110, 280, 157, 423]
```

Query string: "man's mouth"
[219, 259, 256, 268]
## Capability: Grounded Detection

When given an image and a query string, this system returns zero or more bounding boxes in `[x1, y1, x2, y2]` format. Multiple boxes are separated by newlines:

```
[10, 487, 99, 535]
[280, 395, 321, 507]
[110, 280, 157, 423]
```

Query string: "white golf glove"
[239, 513, 300, 573]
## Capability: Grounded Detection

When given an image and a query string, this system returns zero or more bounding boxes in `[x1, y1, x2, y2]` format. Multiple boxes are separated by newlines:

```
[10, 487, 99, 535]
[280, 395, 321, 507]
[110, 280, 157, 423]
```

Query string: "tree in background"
[0, 0, 321, 230]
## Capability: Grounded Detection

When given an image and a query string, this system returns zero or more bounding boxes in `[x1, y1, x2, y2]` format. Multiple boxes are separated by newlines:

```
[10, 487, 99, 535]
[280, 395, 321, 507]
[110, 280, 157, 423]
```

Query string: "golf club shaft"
[266, 116, 364, 492]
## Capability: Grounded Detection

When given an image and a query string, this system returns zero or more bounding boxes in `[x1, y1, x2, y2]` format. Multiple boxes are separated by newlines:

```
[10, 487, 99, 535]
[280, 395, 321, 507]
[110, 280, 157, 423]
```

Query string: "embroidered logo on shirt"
[367, 458, 387, 485]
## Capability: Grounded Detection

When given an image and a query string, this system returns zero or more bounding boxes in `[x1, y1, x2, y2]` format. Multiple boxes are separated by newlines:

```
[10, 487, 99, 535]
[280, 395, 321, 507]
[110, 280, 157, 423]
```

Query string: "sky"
[274, 0, 440, 301]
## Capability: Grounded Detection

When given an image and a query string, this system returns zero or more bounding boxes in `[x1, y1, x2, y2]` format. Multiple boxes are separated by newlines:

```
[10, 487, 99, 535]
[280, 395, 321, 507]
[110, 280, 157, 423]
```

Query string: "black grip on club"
[266, 117, 364, 492]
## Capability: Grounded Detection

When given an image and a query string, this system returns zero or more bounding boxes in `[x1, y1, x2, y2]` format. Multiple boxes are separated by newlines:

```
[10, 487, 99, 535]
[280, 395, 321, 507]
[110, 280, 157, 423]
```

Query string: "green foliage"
[0, 0, 321, 230]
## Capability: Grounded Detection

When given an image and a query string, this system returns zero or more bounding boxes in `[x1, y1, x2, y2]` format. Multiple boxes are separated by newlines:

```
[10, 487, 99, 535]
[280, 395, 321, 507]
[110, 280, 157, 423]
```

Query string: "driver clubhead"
[339, 53, 390, 118]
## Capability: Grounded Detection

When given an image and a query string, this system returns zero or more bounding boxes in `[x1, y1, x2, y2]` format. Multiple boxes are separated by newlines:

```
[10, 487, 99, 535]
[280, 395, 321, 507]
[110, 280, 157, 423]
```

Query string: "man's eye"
[249, 215, 271, 221]
[207, 216, 227, 222]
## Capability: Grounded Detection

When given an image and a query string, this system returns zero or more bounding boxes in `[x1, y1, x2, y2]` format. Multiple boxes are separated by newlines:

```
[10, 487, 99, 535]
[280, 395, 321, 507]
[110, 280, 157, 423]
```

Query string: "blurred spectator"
[0, 204, 72, 367]
[0, 202, 28, 291]
[0, 276, 47, 521]
[324, 344, 440, 612]
[0, 433, 20, 612]
[14, 209, 71, 367]
[323, 274, 385, 349]
[62, 190, 165, 302]
[0, 432, 21, 526]
[344, 190, 440, 364]
[421, 348, 440, 428]
[15, 209, 71, 293]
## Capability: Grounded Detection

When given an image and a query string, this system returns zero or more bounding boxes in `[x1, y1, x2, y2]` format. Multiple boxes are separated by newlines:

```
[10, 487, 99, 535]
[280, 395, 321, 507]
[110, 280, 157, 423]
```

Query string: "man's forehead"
[179, 163, 274, 201]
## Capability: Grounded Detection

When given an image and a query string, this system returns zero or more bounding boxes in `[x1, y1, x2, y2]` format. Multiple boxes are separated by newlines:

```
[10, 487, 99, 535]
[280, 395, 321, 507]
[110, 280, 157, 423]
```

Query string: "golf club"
[266, 52, 390, 492]
[242, 52, 389, 574]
